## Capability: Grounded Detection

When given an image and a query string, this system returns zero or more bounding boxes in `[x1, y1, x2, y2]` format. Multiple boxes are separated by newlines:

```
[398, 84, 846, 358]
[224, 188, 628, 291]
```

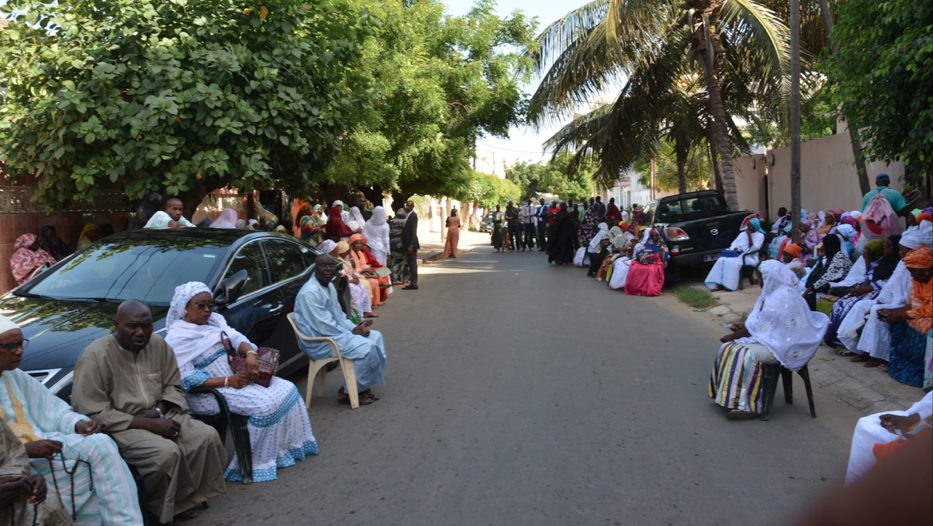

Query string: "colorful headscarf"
[903, 246, 933, 269]
[748, 217, 765, 234]
[10, 234, 57, 285]
[783, 243, 802, 258]
[910, 209, 922, 219]
[326, 206, 353, 239]
[300, 215, 322, 240]
[349, 234, 364, 246]
[78, 223, 100, 241]
[336, 241, 351, 254]
[918, 213, 933, 224]
[319, 239, 337, 255]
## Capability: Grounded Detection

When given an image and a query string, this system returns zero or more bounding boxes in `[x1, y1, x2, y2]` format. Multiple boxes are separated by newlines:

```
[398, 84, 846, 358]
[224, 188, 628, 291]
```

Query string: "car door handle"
[268, 306, 283, 314]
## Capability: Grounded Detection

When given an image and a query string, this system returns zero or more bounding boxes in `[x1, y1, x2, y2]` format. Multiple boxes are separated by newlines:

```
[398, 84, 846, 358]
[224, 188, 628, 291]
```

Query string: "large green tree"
[826, 0, 933, 181]
[0, 0, 375, 211]
[322, 0, 537, 205]
[505, 151, 594, 203]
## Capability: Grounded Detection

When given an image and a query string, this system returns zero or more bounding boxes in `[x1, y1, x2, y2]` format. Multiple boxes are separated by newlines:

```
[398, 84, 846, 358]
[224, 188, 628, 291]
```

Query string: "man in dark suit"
[401, 199, 420, 290]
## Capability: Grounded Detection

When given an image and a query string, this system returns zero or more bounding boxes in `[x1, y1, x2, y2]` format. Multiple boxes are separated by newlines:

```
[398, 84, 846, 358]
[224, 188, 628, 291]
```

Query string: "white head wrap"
[319, 239, 337, 254]
[248, 219, 259, 228]
[900, 221, 933, 249]
[362, 207, 390, 254]
[736, 261, 829, 372]
[235, 219, 246, 229]
[211, 208, 238, 229]
[163, 282, 249, 368]
[0, 315, 19, 336]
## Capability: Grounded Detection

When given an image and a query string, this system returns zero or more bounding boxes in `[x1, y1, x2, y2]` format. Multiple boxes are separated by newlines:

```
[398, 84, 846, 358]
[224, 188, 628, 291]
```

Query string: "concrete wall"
[733, 132, 905, 222]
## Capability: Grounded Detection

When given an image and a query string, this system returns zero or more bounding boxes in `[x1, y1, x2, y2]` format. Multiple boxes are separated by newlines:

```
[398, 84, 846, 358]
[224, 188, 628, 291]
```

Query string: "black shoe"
[402, 285, 418, 290]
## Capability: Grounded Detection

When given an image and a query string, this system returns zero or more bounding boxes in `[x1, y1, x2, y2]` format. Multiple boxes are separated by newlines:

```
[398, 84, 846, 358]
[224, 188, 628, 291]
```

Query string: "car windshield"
[25, 240, 225, 304]
[656, 195, 727, 220]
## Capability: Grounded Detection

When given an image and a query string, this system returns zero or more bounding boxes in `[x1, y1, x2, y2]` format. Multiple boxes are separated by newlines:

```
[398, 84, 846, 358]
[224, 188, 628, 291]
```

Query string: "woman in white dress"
[164, 282, 318, 483]
[705, 218, 766, 291]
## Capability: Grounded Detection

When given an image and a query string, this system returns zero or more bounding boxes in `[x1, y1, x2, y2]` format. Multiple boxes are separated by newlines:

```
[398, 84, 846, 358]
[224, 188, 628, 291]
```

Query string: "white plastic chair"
[286, 313, 359, 409]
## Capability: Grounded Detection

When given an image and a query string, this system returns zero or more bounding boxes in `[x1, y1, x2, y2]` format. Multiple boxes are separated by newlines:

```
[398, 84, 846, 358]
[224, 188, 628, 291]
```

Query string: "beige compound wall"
[733, 132, 905, 221]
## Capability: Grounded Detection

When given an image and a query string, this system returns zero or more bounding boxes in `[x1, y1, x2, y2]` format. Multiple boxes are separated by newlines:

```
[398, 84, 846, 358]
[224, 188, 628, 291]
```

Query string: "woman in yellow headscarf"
[76, 223, 101, 251]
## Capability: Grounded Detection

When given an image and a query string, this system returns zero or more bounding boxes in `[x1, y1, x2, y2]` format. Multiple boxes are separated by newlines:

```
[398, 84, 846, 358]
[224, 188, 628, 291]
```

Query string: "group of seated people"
[0, 252, 389, 525]
[10, 224, 115, 286]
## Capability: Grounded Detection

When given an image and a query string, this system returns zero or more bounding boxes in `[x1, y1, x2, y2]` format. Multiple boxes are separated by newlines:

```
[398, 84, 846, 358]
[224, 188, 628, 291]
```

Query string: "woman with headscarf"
[827, 236, 902, 352]
[347, 207, 366, 233]
[10, 234, 57, 286]
[363, 206, 391, 265]
[298, 205, 323, 245]
[877, 247, 933, 389]
[235, 219, 247, 230]
[705, 218, 766, 292]
[490, 205, 505, 252]
[320, 240, 372, 318]
[37, 226, 72, 262]
[803, 234, 853, 310]
[210, 208, 239, 229]
[163, 283, 317, 482]
[586, 223, 610, 278]
[624, 228, 669, 297]
[836, 224, 859, 259]
[349, 234, 387, 306]
[795, 219, 822, 263]
[577, 202, 601, 249]
[595, 222, 632, 281]
[818, 211, 837, 236]
[325, 205, 354, 241]
[314, 204, 328, 226]
[75, 223, 101, 250]
[780, 243, 807, 279]
[389, 209, 411, 285]
[547, 202, 575, 265]
[709, 261, 829, 419]
[442, 208, 461, 258]
[631, 204, 645, 229]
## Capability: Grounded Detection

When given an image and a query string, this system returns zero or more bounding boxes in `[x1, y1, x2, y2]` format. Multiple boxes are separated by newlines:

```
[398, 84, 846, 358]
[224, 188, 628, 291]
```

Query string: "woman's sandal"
[338, 392, 376, 406]
[174, 507, 199, 521]
[850, 355, 870, 362]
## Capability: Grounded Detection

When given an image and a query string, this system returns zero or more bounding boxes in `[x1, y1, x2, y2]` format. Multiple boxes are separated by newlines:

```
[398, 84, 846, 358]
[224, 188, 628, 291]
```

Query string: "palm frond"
[720, 0, 791, 79]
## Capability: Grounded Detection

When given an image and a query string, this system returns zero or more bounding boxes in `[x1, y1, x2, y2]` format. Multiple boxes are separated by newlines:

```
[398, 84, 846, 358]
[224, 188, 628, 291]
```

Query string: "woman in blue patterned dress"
[164, 282, 318, 483]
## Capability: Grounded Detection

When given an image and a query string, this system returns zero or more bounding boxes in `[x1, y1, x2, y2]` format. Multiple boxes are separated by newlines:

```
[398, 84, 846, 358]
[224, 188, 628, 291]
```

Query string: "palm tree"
[529, 0, 790, 210]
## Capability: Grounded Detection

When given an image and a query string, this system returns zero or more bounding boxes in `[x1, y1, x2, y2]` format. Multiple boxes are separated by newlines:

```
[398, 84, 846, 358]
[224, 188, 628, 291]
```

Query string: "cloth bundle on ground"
[10, 233, 57, 286]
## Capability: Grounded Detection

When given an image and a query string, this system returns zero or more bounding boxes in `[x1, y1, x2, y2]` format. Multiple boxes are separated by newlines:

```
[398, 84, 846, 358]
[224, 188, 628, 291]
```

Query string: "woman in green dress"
[490, 205, 505, 252]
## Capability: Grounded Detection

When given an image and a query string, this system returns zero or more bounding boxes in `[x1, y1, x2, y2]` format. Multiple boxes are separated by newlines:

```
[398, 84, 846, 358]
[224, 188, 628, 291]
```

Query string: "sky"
[441, 0, 621, 171]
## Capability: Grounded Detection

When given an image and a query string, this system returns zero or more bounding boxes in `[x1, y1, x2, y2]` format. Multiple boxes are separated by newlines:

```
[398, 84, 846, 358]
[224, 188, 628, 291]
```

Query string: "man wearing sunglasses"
[0, 314, 144, 525]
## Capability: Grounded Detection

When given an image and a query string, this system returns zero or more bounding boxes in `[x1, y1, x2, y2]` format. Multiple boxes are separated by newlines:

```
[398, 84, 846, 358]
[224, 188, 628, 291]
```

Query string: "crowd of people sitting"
[1, 194, 417, 525]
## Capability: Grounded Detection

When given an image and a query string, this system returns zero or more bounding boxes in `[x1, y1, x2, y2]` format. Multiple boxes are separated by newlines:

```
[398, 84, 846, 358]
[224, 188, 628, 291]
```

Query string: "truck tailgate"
[677, 213, 746, 253]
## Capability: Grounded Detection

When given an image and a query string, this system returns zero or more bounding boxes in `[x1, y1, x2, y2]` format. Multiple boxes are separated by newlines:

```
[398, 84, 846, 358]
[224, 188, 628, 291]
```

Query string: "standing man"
[505, 201, 522, 252]
[595, 196, 607, 220]
[357, 195, 373, 221]
[401, 200, 420, 290]
[861, 173, 908, 215]
[535, 198, 549, 251]
[72, 300, 227, 525]
[521, 199, 536, 251]
[605, 197, 622, 223]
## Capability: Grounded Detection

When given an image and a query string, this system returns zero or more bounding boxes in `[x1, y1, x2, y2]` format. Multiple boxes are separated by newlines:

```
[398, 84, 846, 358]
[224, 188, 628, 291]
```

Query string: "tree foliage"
[0, 0, 375, 210]
[634, 140, 711, 192]
[826, 0, 933, 180]
[324, 0, 537, 201]
[505, 152, 594, 203]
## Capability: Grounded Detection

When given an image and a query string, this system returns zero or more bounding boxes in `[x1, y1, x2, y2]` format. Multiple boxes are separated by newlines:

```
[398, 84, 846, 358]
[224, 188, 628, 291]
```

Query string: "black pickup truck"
[643, 190, 752, 273]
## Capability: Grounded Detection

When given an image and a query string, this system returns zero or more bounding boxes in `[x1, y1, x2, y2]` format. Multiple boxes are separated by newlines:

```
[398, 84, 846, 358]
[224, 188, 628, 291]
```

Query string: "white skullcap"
[0, 315, 19, 336]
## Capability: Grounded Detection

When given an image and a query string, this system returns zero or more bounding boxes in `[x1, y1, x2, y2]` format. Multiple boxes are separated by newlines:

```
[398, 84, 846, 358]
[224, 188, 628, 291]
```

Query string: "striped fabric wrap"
[709, 342, 765, 414]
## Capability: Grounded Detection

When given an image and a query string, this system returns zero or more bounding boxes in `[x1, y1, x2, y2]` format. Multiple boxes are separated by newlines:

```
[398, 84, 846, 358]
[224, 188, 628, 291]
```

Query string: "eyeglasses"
[0, 340, 29, 353]
[192, 303, 216, 311]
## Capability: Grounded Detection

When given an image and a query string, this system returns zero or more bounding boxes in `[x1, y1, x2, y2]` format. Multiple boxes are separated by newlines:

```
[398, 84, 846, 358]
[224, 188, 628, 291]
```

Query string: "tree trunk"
[650, 158, 657, 200]
[818, 0, 871, 196]
[707, 136, 724, 194]
[470, 201, 481, 229]
[699, 15, 739, 210]
[791, 0, 802, 235]
[676, 143, 688, 194]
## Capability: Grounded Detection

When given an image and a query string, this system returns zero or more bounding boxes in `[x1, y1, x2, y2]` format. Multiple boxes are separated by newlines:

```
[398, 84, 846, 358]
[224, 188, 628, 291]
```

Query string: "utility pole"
[791, 0, 802, 235]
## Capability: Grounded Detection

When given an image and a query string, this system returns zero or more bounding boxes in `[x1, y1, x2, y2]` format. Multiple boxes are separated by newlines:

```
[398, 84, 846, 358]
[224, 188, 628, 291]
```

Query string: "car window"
[262, 239, 308, 283]
[223, 242, 270, 295]
[26, 243, 224, 304]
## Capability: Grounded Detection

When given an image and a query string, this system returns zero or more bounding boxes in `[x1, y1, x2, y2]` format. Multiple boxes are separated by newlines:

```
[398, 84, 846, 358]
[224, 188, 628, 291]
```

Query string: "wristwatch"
[154, 407, 164, 419]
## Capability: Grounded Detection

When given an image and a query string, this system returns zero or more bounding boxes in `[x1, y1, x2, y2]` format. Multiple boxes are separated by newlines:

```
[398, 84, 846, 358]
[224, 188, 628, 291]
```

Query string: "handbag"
[221, 332, 279, 388]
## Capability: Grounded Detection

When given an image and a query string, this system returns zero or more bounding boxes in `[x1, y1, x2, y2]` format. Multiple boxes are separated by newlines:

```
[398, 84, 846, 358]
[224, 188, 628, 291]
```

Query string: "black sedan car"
[0, 228, 347, 401]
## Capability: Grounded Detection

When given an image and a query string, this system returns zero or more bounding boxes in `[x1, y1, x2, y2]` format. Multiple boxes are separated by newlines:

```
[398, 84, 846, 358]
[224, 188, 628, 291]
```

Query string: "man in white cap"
[0, 314, 143, 525]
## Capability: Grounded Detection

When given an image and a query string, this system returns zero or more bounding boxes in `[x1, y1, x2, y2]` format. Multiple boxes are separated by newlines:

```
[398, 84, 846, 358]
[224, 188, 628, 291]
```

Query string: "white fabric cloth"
[144, 211, 195, 229]
[248, 219, 259, 229]
[704, 231, 765, 291]
[845, 392, 933, 487]
[837, 299, 874, 351]
[210, 209, 238, 229]
[235, 219, 246, 229]
[735, 261, 829, 372]
[832, 256, 872, 288]
[164, 282, 255, 368]
[319, 240, 337, 255]
[347, 207, 366, 232]
[855, 262, 912, 359]
[588, 223, 609, 253]
[573, 247, 590, 266]
[608, 257, 632, 290]
[362, 207, 390, 258]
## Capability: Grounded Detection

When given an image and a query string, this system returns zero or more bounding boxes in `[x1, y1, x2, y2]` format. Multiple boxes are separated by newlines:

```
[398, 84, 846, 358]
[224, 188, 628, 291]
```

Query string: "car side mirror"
[214, 270, 248, 307]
